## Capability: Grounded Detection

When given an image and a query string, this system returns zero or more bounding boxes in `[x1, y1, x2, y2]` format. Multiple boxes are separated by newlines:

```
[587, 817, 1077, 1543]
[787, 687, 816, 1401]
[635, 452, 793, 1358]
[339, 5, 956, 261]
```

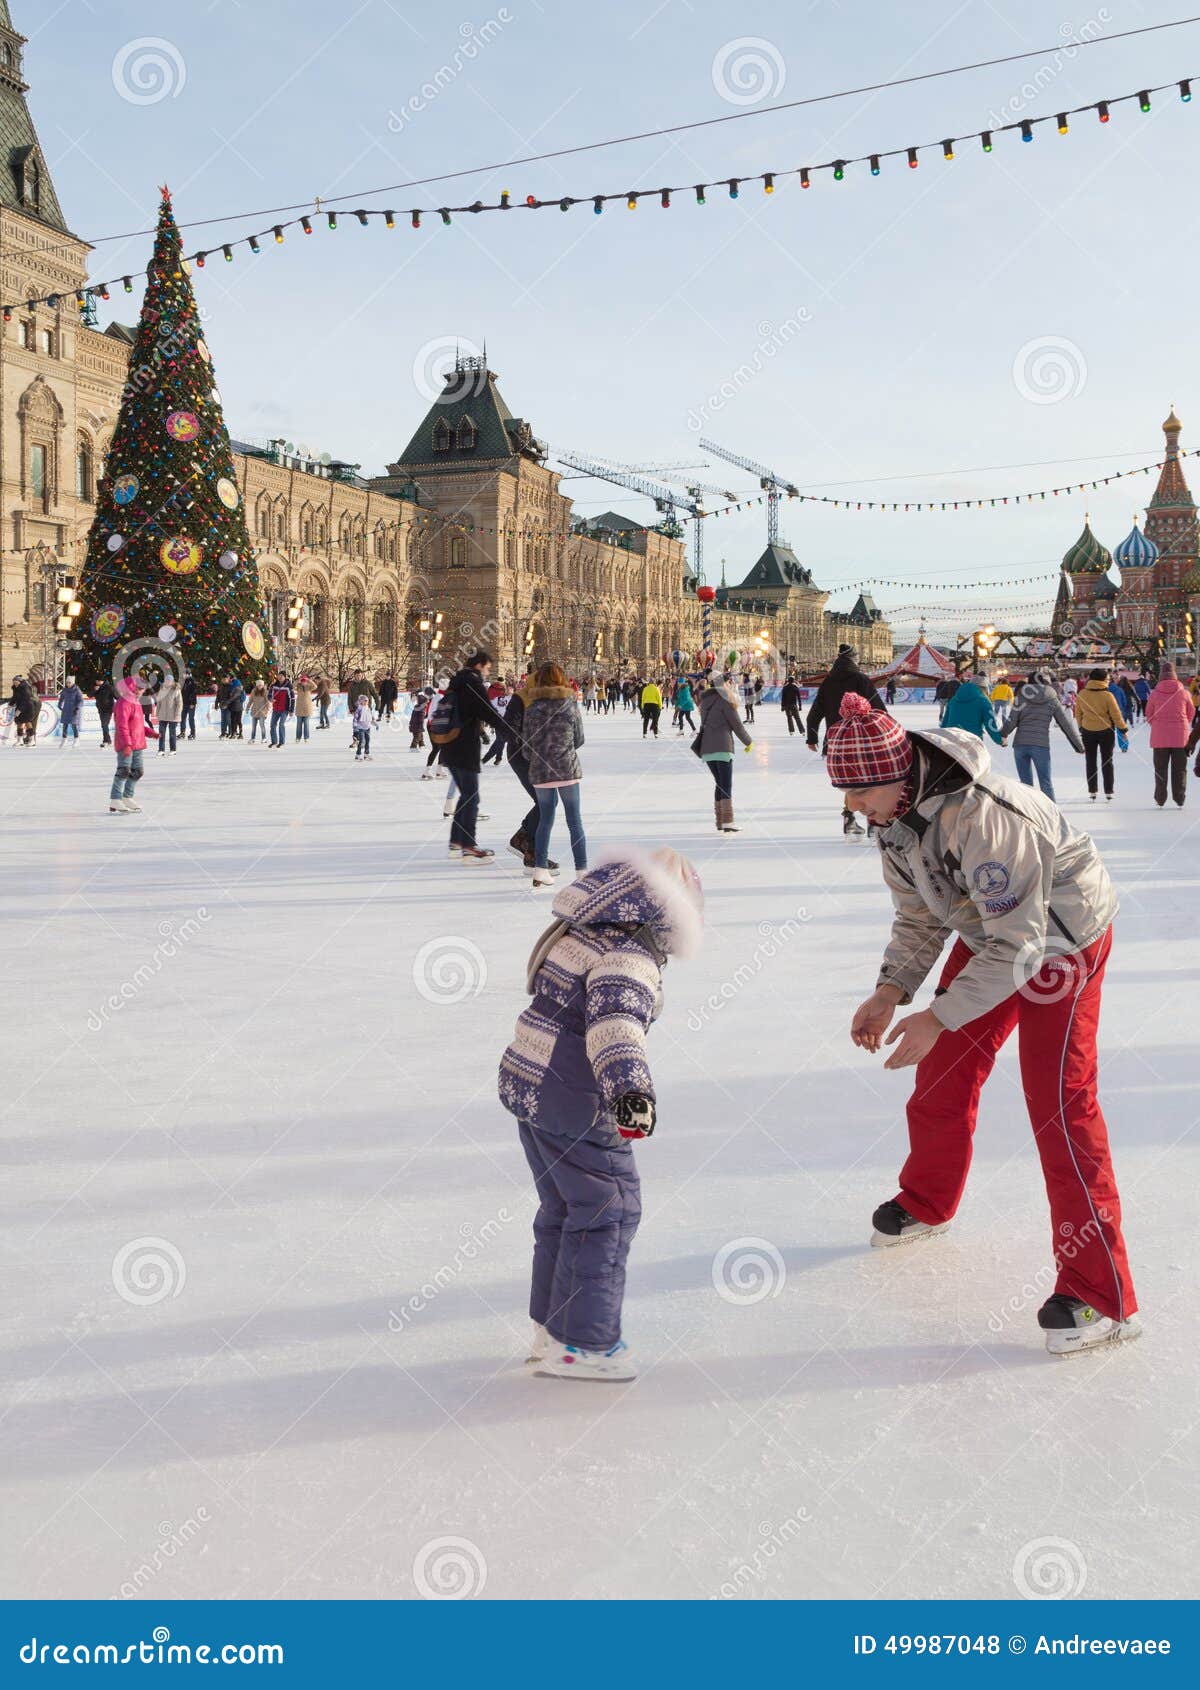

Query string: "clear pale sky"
[27, 0, 1200, 639]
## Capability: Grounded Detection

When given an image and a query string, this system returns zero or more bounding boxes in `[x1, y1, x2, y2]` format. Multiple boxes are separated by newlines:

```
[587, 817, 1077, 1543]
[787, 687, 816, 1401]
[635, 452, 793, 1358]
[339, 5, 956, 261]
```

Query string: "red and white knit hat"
[825, 693, 913, 788]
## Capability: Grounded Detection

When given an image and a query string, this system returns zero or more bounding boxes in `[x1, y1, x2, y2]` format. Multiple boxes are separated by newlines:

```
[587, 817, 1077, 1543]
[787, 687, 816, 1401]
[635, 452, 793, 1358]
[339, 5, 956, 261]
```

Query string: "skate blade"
[870, 1222, 950, 1249]
[1045, 1316, 1143, 1357]
[534, 1368, 637, 1383]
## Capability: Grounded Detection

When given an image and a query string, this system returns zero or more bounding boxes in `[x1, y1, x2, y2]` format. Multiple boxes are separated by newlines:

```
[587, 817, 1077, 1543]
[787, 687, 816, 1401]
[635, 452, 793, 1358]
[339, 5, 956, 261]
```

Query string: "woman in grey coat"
[1000, 671, 1083, 802]
[696, 677, 753, 831]
[522, 663, 587, 888]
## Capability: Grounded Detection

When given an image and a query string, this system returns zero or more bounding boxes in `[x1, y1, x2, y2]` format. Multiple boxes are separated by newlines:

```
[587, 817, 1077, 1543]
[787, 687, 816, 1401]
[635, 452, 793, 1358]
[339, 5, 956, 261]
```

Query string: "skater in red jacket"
[827, 693, 1140, 1356]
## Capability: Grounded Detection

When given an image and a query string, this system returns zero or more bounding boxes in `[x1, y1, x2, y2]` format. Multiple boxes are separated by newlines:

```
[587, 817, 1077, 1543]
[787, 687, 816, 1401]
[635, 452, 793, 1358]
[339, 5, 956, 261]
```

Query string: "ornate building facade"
[0, 4, 890, 690]
[1054, 410, 1200, 660]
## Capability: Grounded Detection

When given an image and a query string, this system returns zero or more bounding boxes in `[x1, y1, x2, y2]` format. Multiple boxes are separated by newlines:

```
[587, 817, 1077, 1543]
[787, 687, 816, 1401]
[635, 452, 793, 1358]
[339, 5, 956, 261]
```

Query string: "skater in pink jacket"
[109, 677, 148, 813]
[1145, 662, 1196, 807]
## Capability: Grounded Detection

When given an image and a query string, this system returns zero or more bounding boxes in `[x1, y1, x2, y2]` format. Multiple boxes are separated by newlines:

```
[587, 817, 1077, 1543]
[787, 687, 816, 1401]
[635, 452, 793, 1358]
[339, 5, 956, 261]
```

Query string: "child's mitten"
[614, 1093, 656, 1140]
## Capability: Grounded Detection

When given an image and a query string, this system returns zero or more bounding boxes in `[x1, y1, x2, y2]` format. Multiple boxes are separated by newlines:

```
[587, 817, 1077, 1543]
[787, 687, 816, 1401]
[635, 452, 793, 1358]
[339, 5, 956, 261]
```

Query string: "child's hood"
[549, 849, 702, 960]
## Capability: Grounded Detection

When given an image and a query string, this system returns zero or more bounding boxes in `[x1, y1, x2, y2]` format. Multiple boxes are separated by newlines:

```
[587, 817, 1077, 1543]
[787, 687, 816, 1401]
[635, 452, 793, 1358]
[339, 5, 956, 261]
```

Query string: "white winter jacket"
[875, 728, 1117, 1032]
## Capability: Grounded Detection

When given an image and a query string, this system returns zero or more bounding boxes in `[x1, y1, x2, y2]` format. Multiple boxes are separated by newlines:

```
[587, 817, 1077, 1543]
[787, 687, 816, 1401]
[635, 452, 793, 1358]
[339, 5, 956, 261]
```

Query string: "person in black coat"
[806, 646, 886, 836]
[93, 678, 116, 746]
[378, 673, 399, 722]
[439, 652, 511, 859]
[180, 674, 198, 740]
[780, 674, 804, 735]
[934, 674, 961, 724]
[484, 686, 559, 873]
[9, 676, 37, 745]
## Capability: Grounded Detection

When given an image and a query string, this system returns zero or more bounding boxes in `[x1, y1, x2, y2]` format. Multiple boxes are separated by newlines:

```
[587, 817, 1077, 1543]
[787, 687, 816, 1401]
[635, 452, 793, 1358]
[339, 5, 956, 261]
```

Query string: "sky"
[23, 0, 1200, 641]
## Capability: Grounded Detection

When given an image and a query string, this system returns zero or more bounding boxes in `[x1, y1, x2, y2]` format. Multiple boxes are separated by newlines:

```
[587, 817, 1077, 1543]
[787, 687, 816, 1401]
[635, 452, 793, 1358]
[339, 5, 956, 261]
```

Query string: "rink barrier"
[1, 1599, 1191, 1681]
[1, 695, 352, 741]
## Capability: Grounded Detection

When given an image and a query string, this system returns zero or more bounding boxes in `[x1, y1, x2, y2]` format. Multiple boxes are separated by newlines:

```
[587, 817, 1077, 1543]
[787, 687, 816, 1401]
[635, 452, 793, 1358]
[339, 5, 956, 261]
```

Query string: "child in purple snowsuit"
[500, 847, 703, 1381]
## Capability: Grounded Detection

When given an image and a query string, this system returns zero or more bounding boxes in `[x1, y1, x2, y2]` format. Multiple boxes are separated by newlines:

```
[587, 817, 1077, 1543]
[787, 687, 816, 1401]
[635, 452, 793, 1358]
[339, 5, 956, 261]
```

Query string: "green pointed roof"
[0, 4, 70, 234]
[735, 541, 815, 591]
[389, 358, 544, 473]
[1061, 520, 1112, 575]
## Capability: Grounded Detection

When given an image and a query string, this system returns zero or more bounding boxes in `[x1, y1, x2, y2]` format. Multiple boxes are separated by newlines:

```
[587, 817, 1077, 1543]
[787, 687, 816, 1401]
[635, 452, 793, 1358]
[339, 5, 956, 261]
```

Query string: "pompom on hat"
[825, 692, 913, 789]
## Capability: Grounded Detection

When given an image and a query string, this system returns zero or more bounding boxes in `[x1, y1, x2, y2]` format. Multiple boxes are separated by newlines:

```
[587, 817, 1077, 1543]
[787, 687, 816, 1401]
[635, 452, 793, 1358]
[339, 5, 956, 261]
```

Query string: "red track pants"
[896, 926, 1136, 1321]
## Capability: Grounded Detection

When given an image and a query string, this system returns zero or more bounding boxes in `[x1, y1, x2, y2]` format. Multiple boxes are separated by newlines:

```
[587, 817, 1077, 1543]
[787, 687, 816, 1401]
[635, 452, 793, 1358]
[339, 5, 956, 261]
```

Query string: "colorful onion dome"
[1113, 519, 1159, 570]
[1061, 520, 1113, 575]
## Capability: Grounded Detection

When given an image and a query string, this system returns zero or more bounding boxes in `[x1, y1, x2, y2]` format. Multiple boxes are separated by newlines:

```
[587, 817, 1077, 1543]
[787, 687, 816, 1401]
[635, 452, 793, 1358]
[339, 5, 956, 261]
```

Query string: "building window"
[75, 440, 93, 501]
[23, 155, 40, 213]
[275, 509, 286, 540]
[309, 597, 326, 643]
[302, 517, 313, 545]
[456, 416, 477, 450]
[337, 599, 361, 645]
[38, 327, 53, 357]
[17, 319, 30, 349]
[32, 581, 46, 613]
[432, 417, 452, 452]
[373, 602, 395, 647]
[30, 443, 47, 507]
[449, 534, 466, 569]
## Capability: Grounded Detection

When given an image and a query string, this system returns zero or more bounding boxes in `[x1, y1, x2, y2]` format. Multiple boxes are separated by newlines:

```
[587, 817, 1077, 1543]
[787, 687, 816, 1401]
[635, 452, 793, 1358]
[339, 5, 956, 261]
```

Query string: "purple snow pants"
[518, 1120, 641, 1352]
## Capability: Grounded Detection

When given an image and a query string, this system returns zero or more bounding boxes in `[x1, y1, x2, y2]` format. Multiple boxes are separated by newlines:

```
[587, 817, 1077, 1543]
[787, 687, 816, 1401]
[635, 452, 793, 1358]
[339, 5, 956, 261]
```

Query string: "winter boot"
[843, 810, 865, 836]
[870, 1198, 950, 1249]
[714, 800, 724, 834]
[717, 798, 740, 832]
[508, 830, 531, 861]
[535, 1338, 637, 1382]
[1037, 1294, 1142, 1356]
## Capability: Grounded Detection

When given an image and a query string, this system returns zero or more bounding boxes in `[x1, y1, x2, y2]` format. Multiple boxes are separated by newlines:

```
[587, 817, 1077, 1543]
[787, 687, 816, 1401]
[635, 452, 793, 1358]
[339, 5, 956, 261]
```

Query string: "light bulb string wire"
[3, 73, 1190, 314]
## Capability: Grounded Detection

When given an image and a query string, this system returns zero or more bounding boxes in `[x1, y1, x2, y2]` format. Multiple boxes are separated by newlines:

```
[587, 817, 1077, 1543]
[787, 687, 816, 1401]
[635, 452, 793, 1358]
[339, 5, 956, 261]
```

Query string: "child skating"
[352, 696, 373, 760]
[500, 847, 704, 1380]
[827, 692, 1140, 1356]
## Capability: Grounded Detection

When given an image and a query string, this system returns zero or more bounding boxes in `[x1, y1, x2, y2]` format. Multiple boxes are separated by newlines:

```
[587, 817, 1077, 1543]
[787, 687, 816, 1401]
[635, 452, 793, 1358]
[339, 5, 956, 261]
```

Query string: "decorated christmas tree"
[77, 187, 270, 690]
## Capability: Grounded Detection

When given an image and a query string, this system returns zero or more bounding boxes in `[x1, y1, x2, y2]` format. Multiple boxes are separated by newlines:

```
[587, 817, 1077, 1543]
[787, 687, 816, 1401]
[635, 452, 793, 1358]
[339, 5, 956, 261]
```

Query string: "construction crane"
[555, 450, 735, 583]
[699, 437, 799, 545]
[558, 459, 712, 481]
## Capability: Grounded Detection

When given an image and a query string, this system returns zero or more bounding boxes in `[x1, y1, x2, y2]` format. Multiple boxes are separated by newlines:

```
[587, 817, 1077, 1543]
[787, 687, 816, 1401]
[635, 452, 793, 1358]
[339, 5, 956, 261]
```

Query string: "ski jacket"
[696, 686, 752, 757]
[1145, 677, 1196, 748]
[112, 680, 148, 754]
[271, 682, 293, 715]
[93, 681, 115, 717]
[674, 682, 695, 713]
[941, 680, 1003, 744]
[522, 684, 585, 785]
[806, 652, 884, 746]
[640, 682, 663, 708]
[1001, 681, 1083, 751]
[499, 850, 701, 1140]
[181, 678, 198, 709]
[780, 681, 802, 711]
[154, 681, 182, 723]
[352, 700, 373, 731]
[1074, 679, 1126, 733]
[875, 728, 1117, 1033]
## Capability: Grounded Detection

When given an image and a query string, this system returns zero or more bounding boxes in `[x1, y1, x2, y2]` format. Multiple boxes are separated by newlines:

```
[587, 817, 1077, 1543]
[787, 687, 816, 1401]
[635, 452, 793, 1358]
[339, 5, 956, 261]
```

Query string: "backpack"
[427, 689, 461, 746]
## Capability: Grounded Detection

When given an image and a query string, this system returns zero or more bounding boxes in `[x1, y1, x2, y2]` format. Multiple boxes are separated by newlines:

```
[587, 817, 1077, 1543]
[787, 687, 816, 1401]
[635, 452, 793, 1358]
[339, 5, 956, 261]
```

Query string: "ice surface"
[0, 702, 1195, 1601]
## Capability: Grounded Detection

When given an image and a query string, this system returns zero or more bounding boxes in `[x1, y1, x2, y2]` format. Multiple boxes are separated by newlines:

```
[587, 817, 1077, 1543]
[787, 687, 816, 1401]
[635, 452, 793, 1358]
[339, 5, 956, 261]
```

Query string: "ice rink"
[1, 701, 1196, 1601]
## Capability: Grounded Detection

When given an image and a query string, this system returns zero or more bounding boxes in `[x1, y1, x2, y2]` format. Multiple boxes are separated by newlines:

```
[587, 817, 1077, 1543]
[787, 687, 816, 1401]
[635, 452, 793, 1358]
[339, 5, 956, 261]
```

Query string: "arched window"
[275, 505, 287, 541]
[456, 415, 477, 450]
[373, 601, 395, 647]
[75, 436, 93, 501]
[301, 510, 313, 546]
[257, 498, 271, 539]
[449, 534, 466, 569]
[432, 417, 452, 452]
[504, 533, 515, 571]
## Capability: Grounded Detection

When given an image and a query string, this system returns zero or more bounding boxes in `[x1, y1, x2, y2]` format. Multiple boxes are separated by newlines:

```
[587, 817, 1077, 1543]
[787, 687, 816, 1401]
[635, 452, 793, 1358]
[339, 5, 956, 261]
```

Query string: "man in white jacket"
[825, 691, 1139, 1356]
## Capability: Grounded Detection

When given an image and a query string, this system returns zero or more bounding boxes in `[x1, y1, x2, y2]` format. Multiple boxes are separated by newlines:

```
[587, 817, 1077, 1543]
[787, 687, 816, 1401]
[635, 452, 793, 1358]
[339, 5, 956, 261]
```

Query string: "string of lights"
[2, 75, 1191, 316]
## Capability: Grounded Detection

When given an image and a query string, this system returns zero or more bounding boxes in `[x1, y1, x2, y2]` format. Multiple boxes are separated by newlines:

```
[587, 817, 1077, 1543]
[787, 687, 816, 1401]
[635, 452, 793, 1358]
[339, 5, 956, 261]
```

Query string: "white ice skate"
[869, 1199, 949, 1249]
[525, 1322, 551, 1365]
[530, 867, 555, 889]
[1038, 1294, 1143, 1356]
[535, 1338, 637, 1382]
[119, 797, 142, 813]
[442, 801, 456, 818]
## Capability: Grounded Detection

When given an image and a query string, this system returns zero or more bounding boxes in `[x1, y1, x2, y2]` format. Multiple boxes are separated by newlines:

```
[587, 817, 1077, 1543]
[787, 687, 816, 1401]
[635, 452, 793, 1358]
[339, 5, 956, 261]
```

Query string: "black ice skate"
[1037, 1293, 1142, 1356]
[870, 1199, 950, 1249]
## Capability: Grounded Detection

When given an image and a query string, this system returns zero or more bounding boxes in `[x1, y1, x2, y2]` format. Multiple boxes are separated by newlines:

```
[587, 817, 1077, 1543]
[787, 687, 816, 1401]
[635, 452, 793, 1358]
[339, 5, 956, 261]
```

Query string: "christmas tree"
[77, 187, 270, 691]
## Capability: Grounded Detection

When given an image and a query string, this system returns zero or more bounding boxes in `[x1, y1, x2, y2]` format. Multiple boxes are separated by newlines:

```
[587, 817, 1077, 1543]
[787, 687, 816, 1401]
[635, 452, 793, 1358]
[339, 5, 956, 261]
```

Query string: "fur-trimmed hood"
[521, 682, 577, 704]
[525, 847, 703, 989]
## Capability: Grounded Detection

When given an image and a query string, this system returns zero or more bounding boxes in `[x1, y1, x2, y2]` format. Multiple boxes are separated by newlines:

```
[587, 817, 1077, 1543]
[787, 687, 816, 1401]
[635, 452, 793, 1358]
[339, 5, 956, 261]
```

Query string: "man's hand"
[883, 1007, 945, 1070]
[851, 986, 903, 1052]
